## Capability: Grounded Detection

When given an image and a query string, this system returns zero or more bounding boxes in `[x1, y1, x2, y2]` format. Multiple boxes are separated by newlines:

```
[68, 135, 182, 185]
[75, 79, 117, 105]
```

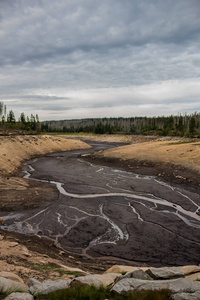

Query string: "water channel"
[2, 141, 200, 266]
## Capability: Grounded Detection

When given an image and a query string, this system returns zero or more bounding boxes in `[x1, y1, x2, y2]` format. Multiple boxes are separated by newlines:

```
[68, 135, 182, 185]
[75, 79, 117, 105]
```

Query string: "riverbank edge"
[1, 134, 200, 284]
[0, 135, 91, 177]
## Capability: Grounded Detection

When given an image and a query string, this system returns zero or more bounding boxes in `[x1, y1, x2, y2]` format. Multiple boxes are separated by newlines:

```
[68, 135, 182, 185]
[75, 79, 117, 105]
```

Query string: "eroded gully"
[1, 141, 200, 266]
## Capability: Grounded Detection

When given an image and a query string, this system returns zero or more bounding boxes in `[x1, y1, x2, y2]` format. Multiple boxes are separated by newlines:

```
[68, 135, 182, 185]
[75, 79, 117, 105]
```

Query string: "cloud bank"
[0, 0, 200, 120]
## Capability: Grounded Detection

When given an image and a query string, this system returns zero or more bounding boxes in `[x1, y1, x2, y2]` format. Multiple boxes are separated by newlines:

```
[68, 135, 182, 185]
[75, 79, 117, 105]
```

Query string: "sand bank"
[0, 135, 90, 177]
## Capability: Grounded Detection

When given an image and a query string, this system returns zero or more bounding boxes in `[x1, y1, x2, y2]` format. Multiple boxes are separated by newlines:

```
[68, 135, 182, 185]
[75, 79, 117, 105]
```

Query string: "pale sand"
[96, 139, 200, 174]
[0, 135, 90, 177]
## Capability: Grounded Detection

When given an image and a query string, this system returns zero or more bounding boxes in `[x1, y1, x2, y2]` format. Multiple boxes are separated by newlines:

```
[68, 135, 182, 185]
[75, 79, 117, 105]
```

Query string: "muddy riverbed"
[1, 141, 200, 267]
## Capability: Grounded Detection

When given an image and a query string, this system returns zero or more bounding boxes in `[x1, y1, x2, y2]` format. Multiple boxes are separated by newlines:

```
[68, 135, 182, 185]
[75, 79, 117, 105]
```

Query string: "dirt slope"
[0, 135, 90, 177]
[95, 139, 200, 173]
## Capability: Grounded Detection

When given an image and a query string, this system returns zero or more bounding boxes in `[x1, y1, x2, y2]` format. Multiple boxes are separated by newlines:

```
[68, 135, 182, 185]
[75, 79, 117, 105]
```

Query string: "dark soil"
[87, 155, 200, 194]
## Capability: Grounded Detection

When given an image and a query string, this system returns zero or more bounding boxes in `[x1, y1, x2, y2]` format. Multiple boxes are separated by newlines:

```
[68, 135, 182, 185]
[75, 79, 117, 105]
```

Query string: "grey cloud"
[1, 0, 200, 66]
[0, 0, 200, 119]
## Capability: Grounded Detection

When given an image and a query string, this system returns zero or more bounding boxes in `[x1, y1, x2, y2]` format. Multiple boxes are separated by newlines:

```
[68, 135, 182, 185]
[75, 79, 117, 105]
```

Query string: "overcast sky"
[0, 0, 200, 121]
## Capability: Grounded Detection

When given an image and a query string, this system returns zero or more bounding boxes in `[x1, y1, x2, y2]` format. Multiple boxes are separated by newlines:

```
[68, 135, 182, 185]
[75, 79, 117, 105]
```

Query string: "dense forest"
[41, 113, 200, 137]
[0, 101, 40, 133]
[1, 101, 200, 137]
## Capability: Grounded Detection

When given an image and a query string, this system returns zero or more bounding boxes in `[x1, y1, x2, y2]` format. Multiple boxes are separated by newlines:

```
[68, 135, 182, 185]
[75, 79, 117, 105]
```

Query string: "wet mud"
[1, 141, 200, 267]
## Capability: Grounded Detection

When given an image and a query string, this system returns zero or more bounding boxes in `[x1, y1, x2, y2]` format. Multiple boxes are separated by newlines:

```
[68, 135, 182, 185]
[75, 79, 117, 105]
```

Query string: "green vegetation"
[30, 263, 83, 277]
[0, 101, 41, 134]
[1, 100, 200, 137]
[41, 113, 200, 138]
[121, 272, 127, 275]
[38, 285, 172, 300]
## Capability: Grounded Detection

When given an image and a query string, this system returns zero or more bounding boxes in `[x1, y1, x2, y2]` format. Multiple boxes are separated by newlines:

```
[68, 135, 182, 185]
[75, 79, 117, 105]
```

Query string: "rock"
[172, 291, 200, 300]
[111, 278, 200, 295]
[179, 265, 200, 276]
[29, 279, 70, 296]
[70, 276, 103, 288]
[0, 217, 3, 225]
[27, 278, 41, 287]
[104, 265, 149, 274]
[20, 246, 31, 257]
[146, 267, 184, 280]
[92, 273, 120, 287]
[59, 264, 89, 275]
[186, 272, 200, 281]
[122, 269, 152, 281]
[0, 277, 28, 293]
[8, 241, 19, 247]
[4, 292, 34, 300]
[0, 272, 24, 284]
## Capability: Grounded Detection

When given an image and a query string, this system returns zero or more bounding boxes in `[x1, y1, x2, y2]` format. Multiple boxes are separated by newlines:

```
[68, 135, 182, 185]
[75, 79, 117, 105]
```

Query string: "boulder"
[27, 278, 41, 287]
[0, 272, 24, 284]
[4, 292, 34, 300]
[114, 269, 152, 286]
[172, 291, 200, 300]
[29, 279, 70, 296]
[92, 273, 120, 286]
[0, 277, 28, 293]
[179, 265, 200, 276]
[146, 267, 184, 280]
[111, 278, 200, 295]
[70, 276, 103, 288]
[104, 265, 149, 274]
[186, 272, 200, 281]
[122, 269, 152, 281]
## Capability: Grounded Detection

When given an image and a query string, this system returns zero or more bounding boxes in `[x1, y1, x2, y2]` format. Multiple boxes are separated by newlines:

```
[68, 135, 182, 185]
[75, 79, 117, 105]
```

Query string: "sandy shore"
[0, 135, 91, 212]
[95, 139, 200, 174]
[0, 135, 90, 177]
[0, 134, 200, 282]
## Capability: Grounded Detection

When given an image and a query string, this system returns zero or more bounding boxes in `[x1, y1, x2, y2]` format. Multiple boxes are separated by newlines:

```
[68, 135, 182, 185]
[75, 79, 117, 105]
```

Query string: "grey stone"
[111, 278, 200, 295]
[29, 279, 70, 296]
[123, 269, 152, 280]
[0, 272, 24, 284]
[172, 291, 200, 300]
[0, 277, 28, 294]
[146, 267, 184, 280]
[186, 272, 200, 281]
[70, 275, 103, 288]
[92, 273, 120, 287]
[27, 278, 40, 287]
[4, 292, 34, 300]
[113, 269, 152, 286]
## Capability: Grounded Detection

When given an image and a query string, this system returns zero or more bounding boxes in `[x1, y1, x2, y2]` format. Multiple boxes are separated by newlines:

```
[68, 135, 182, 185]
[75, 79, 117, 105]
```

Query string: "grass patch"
[37, 285, 172, 300]
[30, 263, 83, 277]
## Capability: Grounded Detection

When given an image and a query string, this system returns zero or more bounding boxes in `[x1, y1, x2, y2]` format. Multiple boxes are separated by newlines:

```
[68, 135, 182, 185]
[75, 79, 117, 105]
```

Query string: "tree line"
[42, 113, 200, 137]
[0, 101, 40, 132]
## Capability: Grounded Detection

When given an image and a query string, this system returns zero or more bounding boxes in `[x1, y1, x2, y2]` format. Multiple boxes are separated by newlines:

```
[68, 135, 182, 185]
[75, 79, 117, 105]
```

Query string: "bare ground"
[85, 135, 200, 193]
[1, 134, 200, 280]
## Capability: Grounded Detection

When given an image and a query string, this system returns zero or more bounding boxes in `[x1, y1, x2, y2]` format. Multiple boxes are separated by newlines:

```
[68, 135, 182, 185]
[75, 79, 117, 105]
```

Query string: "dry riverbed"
[0, 135, 112, 278]
[0, 134, 200, 281]
[83, 135, 200, 193]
